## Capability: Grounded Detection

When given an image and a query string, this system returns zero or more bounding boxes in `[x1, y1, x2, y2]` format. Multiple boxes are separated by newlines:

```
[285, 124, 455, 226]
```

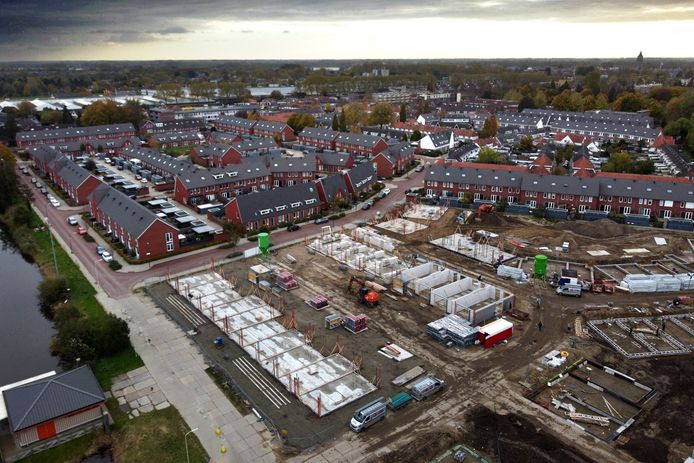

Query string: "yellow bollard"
[220, 445, 227, 454]
[215, 427, 222, 436]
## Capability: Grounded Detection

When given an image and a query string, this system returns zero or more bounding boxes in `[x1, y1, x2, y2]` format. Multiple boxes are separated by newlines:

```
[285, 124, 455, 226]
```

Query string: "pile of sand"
[557, 219, 633, 239]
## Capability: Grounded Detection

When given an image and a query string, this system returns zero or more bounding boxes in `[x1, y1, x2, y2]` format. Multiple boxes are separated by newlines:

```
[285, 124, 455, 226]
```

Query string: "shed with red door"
[477, 318, 513, 348]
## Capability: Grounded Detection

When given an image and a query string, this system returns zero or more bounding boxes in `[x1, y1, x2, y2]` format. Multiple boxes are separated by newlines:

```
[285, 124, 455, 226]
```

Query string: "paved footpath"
[42, 211, 277, 463]
[100, 293, 277, 463]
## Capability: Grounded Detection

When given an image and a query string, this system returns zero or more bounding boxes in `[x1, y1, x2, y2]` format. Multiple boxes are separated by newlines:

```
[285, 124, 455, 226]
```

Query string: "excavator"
[348, 276, 381, 307]
[477, 203, 496, 218]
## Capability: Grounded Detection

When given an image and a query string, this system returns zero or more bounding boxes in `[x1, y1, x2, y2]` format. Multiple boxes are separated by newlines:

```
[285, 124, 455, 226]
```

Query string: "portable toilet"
[534, 255, 548, 279]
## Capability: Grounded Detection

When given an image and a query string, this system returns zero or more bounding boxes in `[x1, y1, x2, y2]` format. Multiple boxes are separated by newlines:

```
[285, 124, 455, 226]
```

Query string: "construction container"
[477, 318, 513, 348]
[258, 232, 270, 255]
[325, 313, 343, 330]
[534, 255, 548, 279]
[386, 391, 413, 410]
[343, 313, 367, 334]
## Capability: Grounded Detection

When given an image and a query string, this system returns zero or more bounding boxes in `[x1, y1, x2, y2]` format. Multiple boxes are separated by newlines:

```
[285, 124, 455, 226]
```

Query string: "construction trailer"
[477, 318, 513, 348]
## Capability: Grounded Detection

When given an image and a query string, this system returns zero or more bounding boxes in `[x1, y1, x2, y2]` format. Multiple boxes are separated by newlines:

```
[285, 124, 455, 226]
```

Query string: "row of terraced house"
[425, 163, 694, 220]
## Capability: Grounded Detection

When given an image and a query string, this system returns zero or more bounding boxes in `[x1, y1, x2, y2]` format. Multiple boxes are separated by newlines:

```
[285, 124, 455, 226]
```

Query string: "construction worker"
[536, 296, 542, 308]
[538, 321, 544, 332]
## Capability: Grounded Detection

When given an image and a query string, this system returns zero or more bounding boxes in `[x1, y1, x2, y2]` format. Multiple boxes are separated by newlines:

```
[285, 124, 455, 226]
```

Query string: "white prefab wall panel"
[400, 262, 437, 284]
[414, 269, 454, 295]
[450, 286, 496, 315]
[431, 277, 475, 307]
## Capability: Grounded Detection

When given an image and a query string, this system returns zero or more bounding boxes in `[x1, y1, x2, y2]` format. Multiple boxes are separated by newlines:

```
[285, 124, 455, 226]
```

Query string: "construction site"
[144, 198, 694, 463]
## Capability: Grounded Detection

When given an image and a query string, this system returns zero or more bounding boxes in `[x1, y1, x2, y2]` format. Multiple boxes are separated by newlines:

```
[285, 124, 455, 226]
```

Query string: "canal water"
[0, 233, 59, 386]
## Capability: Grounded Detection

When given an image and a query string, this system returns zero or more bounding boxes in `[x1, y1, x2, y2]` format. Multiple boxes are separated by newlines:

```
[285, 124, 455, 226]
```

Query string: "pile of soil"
[557, 219, 633, 239]
[377, 428, 459, 463]
[460, 406, 595, 463]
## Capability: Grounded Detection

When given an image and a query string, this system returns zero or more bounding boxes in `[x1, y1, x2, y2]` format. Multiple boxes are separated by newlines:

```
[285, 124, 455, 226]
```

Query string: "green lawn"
[30, 213, 144, 388]
[18, 406, 209, 463]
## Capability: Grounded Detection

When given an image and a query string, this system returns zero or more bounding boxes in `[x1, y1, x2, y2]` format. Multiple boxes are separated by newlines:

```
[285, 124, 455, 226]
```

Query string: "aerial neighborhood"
[1, 55, 694, 463]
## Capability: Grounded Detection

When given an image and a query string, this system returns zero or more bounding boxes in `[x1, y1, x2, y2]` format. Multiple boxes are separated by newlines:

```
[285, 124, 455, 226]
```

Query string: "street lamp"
[185, 427, 199, 463]
[45, 217, 58, 273]
[94, 258, 101, 287]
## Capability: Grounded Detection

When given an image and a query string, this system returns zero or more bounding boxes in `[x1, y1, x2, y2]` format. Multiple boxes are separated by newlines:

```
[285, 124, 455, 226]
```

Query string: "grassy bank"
[19, 405, 208, 463]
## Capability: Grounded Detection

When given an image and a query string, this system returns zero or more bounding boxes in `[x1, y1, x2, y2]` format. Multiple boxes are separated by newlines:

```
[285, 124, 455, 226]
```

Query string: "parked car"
[314, 217, 329, 225]
[287, 223, 300, 232]
[96, 245, 105, 255]
[50, 199, 60, 208]
[361, 203, 371, 210]
[350, 398, 387, 432]
[414, 165, 424, 172]
[35, 182, 43, 189]
[101, 251, 113, 262]
[21, 167, 29, 175]
[67, 216, 78, 226]
[77, 226, 87, 236]
[40, 188, 49, 195]
[30, 177, 37, 183]
[381, 188, 391, 196]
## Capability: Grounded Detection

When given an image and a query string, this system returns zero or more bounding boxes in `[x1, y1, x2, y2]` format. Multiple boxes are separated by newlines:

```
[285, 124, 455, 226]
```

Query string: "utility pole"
[45, 217, 58, 273]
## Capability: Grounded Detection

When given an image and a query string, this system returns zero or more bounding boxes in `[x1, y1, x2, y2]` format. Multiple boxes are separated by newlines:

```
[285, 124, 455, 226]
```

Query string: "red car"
[77, 226, 88, 236]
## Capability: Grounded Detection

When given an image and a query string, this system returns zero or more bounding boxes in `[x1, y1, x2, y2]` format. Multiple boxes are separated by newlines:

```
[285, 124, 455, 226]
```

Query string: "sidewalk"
[39, 209, 277, 463]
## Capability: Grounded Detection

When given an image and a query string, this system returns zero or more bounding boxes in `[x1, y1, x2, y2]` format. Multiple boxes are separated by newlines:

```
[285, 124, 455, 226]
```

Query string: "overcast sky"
[1, 0, 693, 60]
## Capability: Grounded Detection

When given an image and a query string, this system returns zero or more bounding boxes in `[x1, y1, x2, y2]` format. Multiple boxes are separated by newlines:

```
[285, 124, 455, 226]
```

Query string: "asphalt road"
[21, 166, 427, 298]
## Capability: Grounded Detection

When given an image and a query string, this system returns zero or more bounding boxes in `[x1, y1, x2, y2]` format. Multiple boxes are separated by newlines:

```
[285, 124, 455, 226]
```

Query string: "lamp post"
[45, 217, 58, 273]
[94, 258, 101, 286]
[184, 427, 199, 463]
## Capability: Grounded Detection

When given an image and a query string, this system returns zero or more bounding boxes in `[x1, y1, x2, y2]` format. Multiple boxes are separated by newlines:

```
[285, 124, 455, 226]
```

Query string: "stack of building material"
[308, 295, 329, 310]
[496, 265, 528, 281]
[324, 313, 343, 330]
[676, 273, 694, 290]
[276, 271, 299, 291]
[343, 313, 367, 333]
[621, 274, 682, 293]
[426, 314, 479, 346]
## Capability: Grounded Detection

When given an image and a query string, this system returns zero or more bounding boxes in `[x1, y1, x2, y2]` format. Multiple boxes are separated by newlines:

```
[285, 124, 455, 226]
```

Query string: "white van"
[410, 376, 444, 401]
[350, 398, 387, 432]
[556, 284, 581, 297]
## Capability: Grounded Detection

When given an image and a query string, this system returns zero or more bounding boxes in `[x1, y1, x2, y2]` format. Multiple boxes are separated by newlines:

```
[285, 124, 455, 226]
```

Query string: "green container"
[534, 254, 548, 279]
[258, 232, 270, 255]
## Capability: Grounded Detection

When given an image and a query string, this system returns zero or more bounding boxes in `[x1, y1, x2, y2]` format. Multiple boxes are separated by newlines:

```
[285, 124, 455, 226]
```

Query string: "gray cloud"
[0, 0, 692, 59]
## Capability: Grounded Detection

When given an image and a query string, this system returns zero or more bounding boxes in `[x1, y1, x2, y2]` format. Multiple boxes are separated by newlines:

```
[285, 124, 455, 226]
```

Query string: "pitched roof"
[17, 123, 135, 143]
[177, 162, 270, 189]
[27, 145, 61, 165]
[425, 164, 524, 188]
[215, 115, 257, 130]
[121, 147, 194, 177]
[90, 184, 166, 237]
[55, 159, 99, 188]
[268, 154, 316, 173]
[299, 127, 340, 142]
[335, 132, 384, 148]
[230, 138, 277, 153]
[253, 120, 289, 132]
[2, 365, 104, 432]
[151, 132, 203, 143]
[233, 182, 320, 222]
[317, 152, 352, 167]
[317, 174, 349, 203]
[345, 161, 377, 191]
[422, 131, 453, 148]
[192, 144, 233, 159]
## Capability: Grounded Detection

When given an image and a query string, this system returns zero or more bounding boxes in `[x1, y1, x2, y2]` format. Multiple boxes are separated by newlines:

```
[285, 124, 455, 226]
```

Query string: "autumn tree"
[218, 81, 247, 100]
[331, 113, 338, 131]
[338, 110, 347, 132]
[341, 103, 367, 129]
[287, 113, 316, 133]
[399, 103, 407, 122]
[602, 151, 634, 173]
[189, 81, 216, 101]
[476, 147, 503, 164]
[40, 110, 63, 125]
[368, 102, 394, 127]
[583, 69, 602, 96]
[479, 116, 499, 138]
[155, 83, 183, 102]
[612, 92, 648, 112]
[80, 100, 122, 126]
[269, 90, 283, 100]
[410, 130, 423, 142]
[16, 101, 36, 118]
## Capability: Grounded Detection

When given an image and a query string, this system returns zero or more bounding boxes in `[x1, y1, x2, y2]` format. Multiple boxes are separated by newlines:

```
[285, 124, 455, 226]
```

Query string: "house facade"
[298, 127, 340, 151]
[252, 120, 296, 142]
[173, 162, 272, 205]
[424, 164, 694, 219]
[373, 143, 416, 177]
[334, 132, 388, 157]
[17, 123, 136, 149]
[90, 184, 180, 259]
[213, 115, 257, 135]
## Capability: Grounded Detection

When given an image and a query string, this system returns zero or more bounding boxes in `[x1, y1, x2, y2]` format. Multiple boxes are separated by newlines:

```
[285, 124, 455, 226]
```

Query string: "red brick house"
[1, 366, 106, 453]
[90, 184, 179, 259]
[224, 183, 321, 230]
[26, 145, 61, 173]
[269, 155, 317, 188]
[424, 164, 694, 219]
[298, 127, 339, 151]
[141, 118, 205, 136]
[344, 161, 377, 197]
[190, 144, 241, 167]
[317, 152, 354, 173]
[315, 174, 350, 207]
[334, 132, 388, 157]
[373, 142, 416, 178]
[16, 123, 136, 149]
[252, 120, 296, 142]
[47, 157, 103, 205]
[213, 115, 257, 135]
[148, 131, 203, 149]
[173, 162, 271, 205]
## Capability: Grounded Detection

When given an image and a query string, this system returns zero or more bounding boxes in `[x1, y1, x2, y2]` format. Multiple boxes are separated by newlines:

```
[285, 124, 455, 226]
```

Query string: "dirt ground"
[147, 206, 694, 462]
[376, 207, 693, 266]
